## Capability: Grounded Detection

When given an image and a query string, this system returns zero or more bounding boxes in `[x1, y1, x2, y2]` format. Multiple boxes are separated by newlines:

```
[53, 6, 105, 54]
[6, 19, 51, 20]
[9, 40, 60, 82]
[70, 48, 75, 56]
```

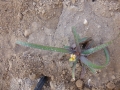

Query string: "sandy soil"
[0, 0, 120, 90]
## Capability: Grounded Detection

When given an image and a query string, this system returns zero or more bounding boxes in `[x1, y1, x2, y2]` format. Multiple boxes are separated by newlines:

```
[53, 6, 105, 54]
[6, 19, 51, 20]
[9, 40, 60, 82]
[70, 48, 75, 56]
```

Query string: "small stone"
[111, 75, 115, 79]
[18, 13, 23, 20]
[88, 79, 91, 87]
[97, 25, 101, 28]
[33, 2, 36, 6]
[18, 79, 22, 83]
[29, 73, 36, 80]
[83, 19, 88, 25]
[71, 78, 75, 82]
[24, 30, 31, 37]
[76, 79, 83, 88]
[86, 27, 89, 30]
[50, 81, 56, 90]
[106, 82, 115, 89]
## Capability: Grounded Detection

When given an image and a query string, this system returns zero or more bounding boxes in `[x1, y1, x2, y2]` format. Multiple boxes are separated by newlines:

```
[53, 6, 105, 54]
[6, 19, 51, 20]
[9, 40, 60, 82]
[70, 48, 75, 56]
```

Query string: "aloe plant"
[16, 27, 111, 81]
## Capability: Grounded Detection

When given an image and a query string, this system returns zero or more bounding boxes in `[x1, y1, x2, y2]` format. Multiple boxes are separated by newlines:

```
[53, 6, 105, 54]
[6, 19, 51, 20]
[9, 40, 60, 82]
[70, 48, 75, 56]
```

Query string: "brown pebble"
[106, 82, 115, 89]
[24, 30, 31, 37]
[76, 79, 83, 88]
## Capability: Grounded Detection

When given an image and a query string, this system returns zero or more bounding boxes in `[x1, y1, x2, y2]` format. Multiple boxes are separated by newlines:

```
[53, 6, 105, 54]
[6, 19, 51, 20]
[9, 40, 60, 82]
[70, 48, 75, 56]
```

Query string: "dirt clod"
[106, 82, 115, 90]
[76, 79, 83, 89]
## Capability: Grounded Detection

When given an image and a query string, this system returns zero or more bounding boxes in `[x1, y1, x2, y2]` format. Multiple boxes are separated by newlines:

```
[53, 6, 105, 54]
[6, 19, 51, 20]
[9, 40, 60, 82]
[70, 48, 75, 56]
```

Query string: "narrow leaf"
[80, 48, 110, 69]
[16, 41, 70, 53]
[81, 64, 96, 75]
[72, 27, 80, 45]
[88, 67, 97, 73]
[81, 41, 111, 55]
[80, 56, 104, 69]
[72, 27, 81, 51]
[79, 37, 92, 44]
[64, 46, 70, 49]
[103, 47, 110, 65]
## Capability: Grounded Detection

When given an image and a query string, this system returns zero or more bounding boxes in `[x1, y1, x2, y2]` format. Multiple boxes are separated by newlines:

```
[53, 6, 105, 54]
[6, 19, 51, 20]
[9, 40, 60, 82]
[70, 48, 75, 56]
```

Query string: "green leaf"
[81, 63, 96, 74]
[64, 46, 70, 49]
[88, 67, 97, 73]
[80, 56, 104, 69]
[72, 27, 81, 51]
[80, 47, 110, 69]
[79, 37, 91, 44]
[81, 41, 111, 55]
[16, 41, 70, 53]
[72, 27, 80, 45]
[103, 47, 110, 65]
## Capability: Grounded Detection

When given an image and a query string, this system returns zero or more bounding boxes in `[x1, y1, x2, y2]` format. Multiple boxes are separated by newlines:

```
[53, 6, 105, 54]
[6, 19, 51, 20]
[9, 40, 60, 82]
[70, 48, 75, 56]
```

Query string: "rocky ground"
[0, 0, 120, 90]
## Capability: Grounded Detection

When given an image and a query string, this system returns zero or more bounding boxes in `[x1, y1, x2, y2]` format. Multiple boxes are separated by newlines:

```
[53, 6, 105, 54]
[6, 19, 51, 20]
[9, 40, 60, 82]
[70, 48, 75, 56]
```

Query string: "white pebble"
[33, 2, 36, 6]
[88, 79, 91, 87]
[83, 19, 88, 25]
[97, 25, 101, 28]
